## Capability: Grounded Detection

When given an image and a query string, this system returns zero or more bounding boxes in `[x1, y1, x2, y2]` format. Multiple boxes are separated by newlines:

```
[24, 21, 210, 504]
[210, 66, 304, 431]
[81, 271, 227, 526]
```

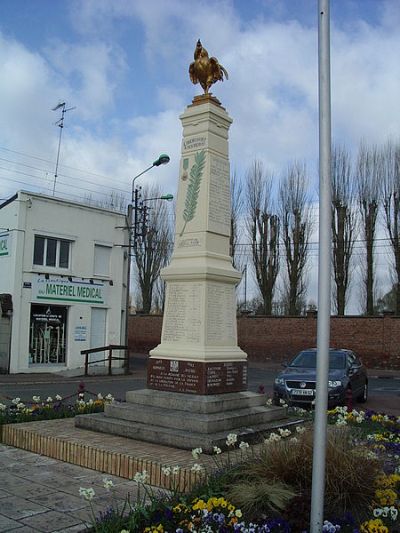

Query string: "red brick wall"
[128, 314, 400, 369]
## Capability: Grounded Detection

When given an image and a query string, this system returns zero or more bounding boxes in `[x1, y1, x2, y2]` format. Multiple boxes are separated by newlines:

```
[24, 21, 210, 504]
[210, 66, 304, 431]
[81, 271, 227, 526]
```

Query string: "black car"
[273, 348, 368, 408]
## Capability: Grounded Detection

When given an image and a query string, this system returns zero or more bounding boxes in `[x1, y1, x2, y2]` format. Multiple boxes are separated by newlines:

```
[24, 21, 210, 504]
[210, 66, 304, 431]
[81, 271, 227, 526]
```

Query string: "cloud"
[43, 40, 128, 121]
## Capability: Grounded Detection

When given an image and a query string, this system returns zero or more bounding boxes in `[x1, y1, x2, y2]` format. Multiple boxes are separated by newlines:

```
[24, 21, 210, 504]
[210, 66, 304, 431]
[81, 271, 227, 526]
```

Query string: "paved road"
[1, 359, 399, 416]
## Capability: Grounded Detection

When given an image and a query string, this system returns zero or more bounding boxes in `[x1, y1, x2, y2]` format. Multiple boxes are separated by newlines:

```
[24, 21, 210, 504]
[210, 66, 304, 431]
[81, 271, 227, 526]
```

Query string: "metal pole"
[53, 118, 64, 196]
[310, 0, 332, 530]
[124, 204, 133, 374]
[244, 264, 247, 311]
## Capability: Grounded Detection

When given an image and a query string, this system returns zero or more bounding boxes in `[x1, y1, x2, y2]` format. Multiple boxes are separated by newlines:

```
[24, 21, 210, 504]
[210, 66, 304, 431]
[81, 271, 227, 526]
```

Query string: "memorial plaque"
[208, 155, 230, 235]
[147, 358, 248, 395]
[162, 282, 202, 344]
[206, 283, 235, 344]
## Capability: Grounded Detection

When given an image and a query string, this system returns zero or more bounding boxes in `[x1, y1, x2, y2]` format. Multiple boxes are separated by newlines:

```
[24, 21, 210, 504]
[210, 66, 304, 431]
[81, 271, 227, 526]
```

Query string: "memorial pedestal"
[149, 95, 246, 390]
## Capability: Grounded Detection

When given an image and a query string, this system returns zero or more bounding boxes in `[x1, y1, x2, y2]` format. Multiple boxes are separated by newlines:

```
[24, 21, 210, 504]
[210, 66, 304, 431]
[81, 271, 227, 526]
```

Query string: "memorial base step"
[75, 389, 290, 453]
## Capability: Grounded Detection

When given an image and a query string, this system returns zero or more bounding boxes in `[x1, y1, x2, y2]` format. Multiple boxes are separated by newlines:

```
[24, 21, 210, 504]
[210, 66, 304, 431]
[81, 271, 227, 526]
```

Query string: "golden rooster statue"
[189, 39, 228, 94]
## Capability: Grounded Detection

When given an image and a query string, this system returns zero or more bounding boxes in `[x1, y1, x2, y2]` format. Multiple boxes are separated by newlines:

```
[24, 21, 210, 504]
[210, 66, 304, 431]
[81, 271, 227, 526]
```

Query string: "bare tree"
[356, 142, 382, 315]
[133, 185, 173, 314]
[246, 160, 279, 315]
[230, 170, 244, 270]
[279, 162, 311, 315]
[382, 139, 400, 313]
[331, 144, 357, 315]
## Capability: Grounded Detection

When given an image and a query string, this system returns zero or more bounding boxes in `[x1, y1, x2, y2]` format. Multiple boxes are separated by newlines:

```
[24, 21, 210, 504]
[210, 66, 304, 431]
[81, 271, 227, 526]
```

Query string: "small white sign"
[74, 325, 87, 341]
[0, 233, 10, 257]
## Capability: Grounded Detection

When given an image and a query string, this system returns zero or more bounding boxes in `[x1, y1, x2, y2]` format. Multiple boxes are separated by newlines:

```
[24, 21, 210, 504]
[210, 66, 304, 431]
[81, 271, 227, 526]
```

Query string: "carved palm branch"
[180, 150, 206, 236]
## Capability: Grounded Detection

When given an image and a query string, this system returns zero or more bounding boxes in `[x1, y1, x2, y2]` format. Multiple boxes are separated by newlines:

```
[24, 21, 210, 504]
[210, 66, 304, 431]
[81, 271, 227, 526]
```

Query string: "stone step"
[75, 412, 300, 453]
[125, 389, 267, 414]
[104, 401, 285, 433]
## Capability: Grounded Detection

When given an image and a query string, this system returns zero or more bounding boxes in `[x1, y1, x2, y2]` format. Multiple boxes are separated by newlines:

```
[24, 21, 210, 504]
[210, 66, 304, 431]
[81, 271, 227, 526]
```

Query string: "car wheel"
[357, 382, 368, 403]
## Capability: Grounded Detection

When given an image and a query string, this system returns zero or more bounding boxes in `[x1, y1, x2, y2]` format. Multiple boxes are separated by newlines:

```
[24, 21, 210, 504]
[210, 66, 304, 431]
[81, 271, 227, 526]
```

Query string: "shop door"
[90, 308, 106, 365]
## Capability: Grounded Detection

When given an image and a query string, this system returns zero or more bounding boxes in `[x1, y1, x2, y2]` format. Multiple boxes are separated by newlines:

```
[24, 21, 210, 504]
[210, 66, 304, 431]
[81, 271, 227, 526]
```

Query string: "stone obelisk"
[148, 93, 247, 394]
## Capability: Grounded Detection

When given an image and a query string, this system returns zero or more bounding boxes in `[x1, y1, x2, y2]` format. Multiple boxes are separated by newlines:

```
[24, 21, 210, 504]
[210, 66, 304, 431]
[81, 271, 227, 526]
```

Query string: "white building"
[0, 191, 129, 374]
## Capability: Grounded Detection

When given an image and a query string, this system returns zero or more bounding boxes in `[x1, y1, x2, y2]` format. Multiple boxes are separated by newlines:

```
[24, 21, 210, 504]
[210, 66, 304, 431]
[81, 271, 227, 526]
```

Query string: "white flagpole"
[310, 0, 332, 530]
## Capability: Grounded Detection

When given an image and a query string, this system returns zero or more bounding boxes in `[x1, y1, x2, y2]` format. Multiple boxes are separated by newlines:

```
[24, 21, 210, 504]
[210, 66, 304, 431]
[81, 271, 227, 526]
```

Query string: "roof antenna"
[51, 101, 76, 196]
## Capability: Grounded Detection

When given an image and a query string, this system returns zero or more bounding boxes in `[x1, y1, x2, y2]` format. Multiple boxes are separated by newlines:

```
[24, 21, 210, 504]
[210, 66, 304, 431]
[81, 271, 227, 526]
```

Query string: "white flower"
[390, 507, 398, 521]
[0, 403, 6, 411]
[226, 433, 237, 446]
[16, 403, 25, 410]
[278, 428, 291, 438]
[133, 470, 148, 483]
[105, 393, 114, 402]
[77, 400, 86, 407]
[103, 477, 114, 491]
[290, 437, 299, 444]
[55, 394, 62, 401]
[88, 399, 94, 405]
[11, 397, 21, 405]
[239, 441, 249, 450]
[191, 463, 203, 473]
[235, 509, 243, 518]
[213, 446, 222, 455]
[172, 466, 180, 475]
[264, 432, 282, 444]
[373, 508, 383, 517]
[32, 395, 40, 403]
[46, 396, 53, 403]
[192, 447, 203, 459]
[335, 417, 347, 427]
[161, 466, 171, 476]
[266, 398, 273, 406]
[296, 426, 306, 434]
[97, 393, 103, 400]
[79, 487, 95, 501]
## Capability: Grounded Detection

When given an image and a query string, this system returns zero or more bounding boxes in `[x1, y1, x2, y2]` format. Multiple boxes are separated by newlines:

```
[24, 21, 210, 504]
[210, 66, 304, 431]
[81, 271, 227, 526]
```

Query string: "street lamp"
[131, 154, 170, 201]
[124, 154, 170, 373]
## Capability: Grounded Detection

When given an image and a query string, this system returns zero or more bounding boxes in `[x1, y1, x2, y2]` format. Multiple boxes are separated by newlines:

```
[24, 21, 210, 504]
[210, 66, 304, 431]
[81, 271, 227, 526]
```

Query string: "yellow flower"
[375, 488, 397, 506]
[360, 518, 389, 533]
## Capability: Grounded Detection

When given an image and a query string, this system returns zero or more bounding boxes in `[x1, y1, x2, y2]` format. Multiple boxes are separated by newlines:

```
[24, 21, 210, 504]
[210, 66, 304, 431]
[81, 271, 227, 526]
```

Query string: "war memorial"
[75, 40, 285, 452]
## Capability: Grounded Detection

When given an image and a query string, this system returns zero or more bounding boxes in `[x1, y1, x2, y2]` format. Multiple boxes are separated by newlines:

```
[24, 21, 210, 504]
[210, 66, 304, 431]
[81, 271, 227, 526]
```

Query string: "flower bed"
[76, 406, 399, 532]
[0, 392, 114, 427]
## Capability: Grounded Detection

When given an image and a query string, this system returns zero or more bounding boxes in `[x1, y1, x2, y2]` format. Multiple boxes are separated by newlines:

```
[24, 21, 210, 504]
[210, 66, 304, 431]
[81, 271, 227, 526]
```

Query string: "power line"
[0, 145, 130, 188]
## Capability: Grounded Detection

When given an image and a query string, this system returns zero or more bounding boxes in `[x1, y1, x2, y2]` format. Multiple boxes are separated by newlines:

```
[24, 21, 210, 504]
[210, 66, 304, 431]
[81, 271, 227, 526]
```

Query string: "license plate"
[291, 389, 314, 396]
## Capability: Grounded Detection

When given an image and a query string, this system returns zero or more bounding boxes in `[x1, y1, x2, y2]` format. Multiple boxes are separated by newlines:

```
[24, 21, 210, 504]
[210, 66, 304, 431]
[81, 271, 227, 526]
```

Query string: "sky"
[1, 0, 399, 311]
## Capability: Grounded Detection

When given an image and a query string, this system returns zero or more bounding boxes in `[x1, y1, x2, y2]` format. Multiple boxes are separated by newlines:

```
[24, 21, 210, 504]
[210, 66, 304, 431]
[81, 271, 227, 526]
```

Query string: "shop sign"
[0, 233, 10, 257]
[32, 276, 107, 305]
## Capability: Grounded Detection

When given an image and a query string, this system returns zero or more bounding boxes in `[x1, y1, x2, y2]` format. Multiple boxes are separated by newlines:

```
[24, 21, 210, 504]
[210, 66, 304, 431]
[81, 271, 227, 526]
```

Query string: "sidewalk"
[0, 443, 140, 532]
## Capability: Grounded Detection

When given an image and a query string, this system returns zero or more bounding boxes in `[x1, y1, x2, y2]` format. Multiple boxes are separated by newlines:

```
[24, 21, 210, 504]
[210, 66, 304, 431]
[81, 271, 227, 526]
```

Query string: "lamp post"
[124, 154, 170, 373]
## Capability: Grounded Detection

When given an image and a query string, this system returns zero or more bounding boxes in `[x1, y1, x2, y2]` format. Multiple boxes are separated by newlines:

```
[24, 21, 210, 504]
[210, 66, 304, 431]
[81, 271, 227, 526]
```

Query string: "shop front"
[27, 275, 109, 370]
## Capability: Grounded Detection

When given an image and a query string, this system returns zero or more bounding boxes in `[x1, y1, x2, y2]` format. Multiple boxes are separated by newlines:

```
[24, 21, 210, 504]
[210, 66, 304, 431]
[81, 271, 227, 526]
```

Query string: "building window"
[29, 304, 67, 364]
[33, 236, 71, 269]
[94, 244, 111, 277]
